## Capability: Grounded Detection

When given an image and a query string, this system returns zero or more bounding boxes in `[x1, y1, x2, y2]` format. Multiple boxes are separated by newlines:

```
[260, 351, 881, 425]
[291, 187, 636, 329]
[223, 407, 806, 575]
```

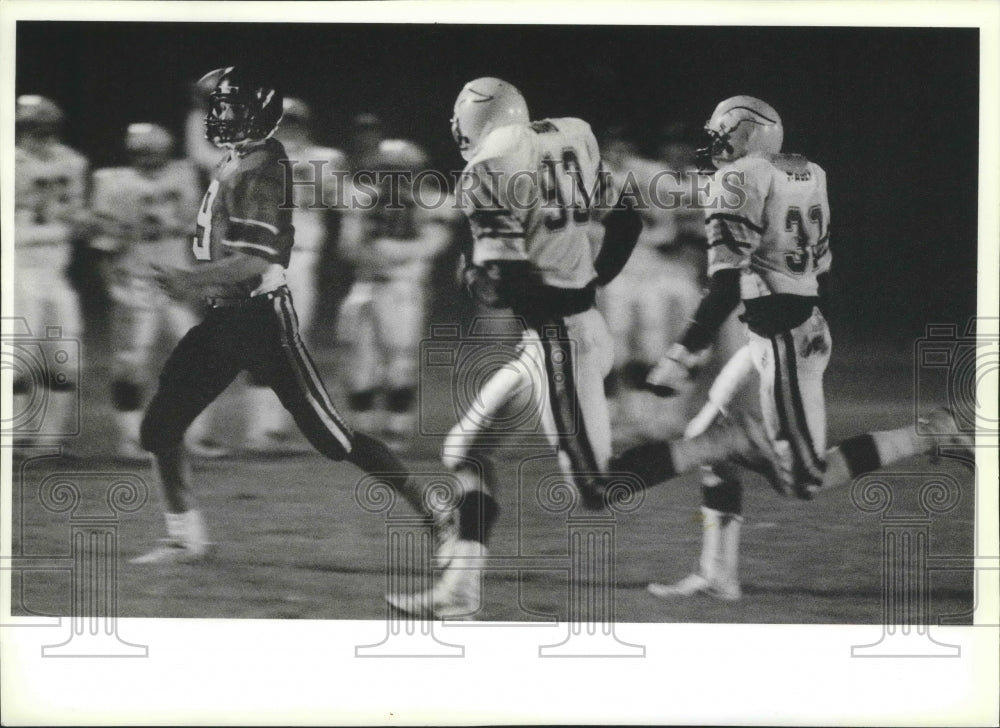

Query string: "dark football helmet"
[201, 66, 284, 147]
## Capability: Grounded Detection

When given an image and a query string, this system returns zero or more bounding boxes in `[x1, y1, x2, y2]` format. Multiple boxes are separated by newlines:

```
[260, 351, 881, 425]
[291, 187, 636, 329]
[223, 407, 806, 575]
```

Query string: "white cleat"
[919, 407, 975, 464]
[129, 539, 215, 565]
[648, 573, 742, 602]
[386, 541, 483, 619]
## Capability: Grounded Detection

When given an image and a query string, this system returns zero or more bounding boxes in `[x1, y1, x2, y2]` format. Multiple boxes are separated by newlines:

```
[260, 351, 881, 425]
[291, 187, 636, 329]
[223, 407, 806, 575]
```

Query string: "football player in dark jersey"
[132, 67, 423, 563]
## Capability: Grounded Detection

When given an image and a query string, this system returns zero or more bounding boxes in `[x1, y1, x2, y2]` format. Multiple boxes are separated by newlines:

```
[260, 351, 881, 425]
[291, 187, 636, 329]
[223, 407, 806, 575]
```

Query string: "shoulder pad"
[467, 124, 533, 169]
[765, 153, 811, 175]
[725, 154, 775, 181]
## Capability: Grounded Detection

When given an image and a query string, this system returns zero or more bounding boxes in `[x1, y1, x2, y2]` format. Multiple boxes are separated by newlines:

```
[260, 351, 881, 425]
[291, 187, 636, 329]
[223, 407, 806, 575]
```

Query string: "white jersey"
[341, 186, 456, 283]
[90, 161, 201, 279]
[461, 117, 618, 289]
[704, 153, 831, 300]
[283, 141, 347, 254]
[14, 142, 88, 269]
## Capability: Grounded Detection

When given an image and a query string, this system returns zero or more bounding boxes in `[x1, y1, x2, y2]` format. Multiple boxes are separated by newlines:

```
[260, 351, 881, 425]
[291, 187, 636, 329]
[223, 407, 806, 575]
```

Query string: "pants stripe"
[274, 294, 354, 452]
[775, 332, 824, 482]
[539, 320, 601, 480]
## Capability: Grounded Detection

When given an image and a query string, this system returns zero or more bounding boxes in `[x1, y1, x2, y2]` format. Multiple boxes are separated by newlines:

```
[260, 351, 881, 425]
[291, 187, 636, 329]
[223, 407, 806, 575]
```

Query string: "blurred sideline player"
[310, 112, 388, 352]
[13, 95, 89, 448]
[242, 96, 347, 452]
[337, 139, 455, 445]
[597, 127, 705, 438]
[649, 342, 973, 601]
[90, 123, 226, 461]
[387, 77, 644, 618]
[132, 67, 423, 564]
[612, 95, 972, 598]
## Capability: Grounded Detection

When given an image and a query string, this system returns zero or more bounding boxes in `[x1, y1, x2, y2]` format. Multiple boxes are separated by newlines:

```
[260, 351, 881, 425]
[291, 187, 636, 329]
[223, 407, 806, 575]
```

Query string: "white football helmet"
[450, 77, 529, 161]
[126, 123, 174, 170]
[699, 95, 783, 169]
[377, 139, 429, 172]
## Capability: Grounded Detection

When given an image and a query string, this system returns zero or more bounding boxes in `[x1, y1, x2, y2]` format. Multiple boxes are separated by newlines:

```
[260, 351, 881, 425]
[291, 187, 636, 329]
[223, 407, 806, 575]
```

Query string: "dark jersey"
[191, 137, 295, 297]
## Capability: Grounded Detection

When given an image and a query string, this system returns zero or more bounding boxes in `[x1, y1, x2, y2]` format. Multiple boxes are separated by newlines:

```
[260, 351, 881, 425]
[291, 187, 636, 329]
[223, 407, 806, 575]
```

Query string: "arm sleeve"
[592, 196, 642, 285]
[679, 268, 742, 353]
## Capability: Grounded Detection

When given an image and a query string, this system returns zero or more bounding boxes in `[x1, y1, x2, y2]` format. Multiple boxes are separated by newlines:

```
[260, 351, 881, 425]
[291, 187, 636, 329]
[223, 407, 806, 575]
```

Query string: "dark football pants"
[141, 286, 355, 458]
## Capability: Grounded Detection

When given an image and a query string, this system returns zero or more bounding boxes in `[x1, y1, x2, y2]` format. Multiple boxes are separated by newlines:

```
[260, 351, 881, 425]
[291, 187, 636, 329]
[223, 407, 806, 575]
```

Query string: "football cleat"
[919, 407, 975, 464]
[386, 541, 483, 619]
[648, 573, 742, 602]
[129, 539, 214, 565]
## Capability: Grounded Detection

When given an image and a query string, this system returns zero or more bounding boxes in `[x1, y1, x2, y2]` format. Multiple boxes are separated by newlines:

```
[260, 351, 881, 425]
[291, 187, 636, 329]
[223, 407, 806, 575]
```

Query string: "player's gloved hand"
[462, 260, 505, 307]
[645, 343, 709, 397]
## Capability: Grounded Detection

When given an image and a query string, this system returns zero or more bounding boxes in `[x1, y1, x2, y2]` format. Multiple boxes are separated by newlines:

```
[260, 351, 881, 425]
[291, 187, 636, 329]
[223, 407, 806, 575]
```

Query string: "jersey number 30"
[192, 179, 219, 261]
[540, 148, 590, 232]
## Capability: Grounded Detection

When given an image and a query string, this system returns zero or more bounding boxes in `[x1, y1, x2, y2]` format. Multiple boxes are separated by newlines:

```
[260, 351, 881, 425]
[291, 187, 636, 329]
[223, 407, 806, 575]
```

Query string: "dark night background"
[15, 22, 979, 343]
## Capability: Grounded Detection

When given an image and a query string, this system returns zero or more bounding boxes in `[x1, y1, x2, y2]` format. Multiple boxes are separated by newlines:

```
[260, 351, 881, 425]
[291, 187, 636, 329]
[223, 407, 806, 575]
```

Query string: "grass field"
[8, 331, 976, 625]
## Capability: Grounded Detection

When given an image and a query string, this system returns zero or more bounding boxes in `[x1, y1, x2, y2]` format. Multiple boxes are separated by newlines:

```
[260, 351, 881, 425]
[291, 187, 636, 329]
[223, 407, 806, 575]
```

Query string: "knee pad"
[111, 380, 143, 411]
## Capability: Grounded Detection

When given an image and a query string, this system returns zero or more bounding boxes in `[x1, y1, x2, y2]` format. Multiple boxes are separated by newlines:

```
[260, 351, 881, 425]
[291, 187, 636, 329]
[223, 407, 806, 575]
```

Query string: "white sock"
[183, 509, 209, 549]
[165, 512, 186, 543]
[717, 513, 744, 587]
[116, 410, 143, 447]
[699, 506, 723, 581]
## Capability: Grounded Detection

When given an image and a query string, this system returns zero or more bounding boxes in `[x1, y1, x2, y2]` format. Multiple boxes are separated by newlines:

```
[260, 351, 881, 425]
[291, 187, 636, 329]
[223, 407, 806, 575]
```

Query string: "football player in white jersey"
[241, 97, 348, 453]
[13, 96, 89, 448]
[338, 139, 456, 446]
[91, 123, 228, 460]
[387, 77, 644, 618]
[615, 96, 971, 600]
